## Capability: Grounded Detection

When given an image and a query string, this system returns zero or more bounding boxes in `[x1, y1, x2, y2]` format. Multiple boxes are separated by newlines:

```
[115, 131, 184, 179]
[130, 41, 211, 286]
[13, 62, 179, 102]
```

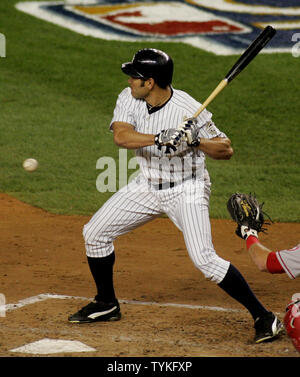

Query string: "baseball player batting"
[68, 48, 283, 343]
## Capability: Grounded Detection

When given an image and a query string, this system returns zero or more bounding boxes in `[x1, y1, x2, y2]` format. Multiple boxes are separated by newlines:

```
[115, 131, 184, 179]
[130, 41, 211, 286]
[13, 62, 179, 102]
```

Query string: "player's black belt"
[150, 174, 195, 190]
[158, 181, 175, 190]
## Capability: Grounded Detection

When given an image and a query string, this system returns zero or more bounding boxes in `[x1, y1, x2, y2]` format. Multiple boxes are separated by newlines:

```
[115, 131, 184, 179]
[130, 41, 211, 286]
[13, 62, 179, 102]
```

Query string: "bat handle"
[193, 78, 228, 118]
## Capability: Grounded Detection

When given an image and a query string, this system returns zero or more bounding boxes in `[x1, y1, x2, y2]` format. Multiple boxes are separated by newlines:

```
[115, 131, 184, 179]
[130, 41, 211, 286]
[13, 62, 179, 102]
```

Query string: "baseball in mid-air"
[22, 158, 39, 172]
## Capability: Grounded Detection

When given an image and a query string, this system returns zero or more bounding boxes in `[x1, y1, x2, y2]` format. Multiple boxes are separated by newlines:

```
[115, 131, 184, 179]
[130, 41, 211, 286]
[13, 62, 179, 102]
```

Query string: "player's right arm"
[112, 122, 155, 149]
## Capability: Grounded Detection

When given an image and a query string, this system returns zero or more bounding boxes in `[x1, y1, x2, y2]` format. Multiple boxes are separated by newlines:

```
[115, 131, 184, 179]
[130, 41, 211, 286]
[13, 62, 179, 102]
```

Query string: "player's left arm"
[198, 137, 233, 160]
[179, 118, 233, 159]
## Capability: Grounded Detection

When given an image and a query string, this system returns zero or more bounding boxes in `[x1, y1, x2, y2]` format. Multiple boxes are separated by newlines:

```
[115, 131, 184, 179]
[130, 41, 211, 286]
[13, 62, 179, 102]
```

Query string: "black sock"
[87, 252, 116, 303]
[218, 264, 268, 321]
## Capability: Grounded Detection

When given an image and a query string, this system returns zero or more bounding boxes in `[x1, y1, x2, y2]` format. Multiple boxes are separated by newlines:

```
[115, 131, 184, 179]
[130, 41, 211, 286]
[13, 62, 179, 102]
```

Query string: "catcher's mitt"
[227, 193, 271, 239]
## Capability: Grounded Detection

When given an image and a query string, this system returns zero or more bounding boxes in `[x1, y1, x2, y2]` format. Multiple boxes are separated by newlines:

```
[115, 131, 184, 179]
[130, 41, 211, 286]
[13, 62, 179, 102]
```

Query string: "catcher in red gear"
[227, 193, 300, 278]
[227, 193, 300, 353]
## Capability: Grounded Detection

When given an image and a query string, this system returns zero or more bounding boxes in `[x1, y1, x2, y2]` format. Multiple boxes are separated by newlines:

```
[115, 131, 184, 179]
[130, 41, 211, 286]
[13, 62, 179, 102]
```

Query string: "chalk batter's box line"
[3, 293, 247, 314]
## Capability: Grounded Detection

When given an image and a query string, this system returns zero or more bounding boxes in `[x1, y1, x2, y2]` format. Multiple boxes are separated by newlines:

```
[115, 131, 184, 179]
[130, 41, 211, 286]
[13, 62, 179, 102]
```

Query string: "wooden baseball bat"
[193, 25, 276, 118]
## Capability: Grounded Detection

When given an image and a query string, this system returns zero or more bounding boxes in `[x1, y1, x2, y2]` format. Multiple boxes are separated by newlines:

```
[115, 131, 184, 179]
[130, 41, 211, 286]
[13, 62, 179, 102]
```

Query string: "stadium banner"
[16, 0, 300, 55]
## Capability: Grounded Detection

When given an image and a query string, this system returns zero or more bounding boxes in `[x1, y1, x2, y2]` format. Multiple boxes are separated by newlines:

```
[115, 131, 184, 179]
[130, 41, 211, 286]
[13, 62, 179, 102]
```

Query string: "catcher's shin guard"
[284, 298, 300, 353]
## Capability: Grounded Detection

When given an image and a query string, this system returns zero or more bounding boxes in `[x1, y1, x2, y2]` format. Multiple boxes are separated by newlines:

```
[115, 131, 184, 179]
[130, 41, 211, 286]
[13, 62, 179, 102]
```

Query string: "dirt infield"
[0, 193, 299, 357]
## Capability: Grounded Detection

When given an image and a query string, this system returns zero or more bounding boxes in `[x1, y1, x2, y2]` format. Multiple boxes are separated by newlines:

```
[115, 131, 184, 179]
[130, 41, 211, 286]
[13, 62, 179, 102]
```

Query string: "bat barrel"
[191, 26, 276, 119]
[225, 26, 276, 83]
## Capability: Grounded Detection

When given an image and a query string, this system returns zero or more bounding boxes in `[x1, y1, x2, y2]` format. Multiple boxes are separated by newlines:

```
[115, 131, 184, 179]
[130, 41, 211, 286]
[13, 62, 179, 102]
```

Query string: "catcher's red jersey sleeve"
[276, 244, 300, 279]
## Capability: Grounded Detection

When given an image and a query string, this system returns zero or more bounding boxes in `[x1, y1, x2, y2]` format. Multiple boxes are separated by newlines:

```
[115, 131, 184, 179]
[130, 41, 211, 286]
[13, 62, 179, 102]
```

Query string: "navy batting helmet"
[121, 48, 173, 88]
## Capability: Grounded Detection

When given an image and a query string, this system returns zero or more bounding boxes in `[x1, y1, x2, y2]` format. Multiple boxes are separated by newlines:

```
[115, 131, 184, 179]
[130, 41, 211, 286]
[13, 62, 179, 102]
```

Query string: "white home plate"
[10, 338, 96, 354]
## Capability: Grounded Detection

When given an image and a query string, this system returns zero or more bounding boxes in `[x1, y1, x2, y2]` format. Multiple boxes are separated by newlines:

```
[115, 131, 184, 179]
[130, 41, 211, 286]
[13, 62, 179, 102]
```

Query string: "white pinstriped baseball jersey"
[110, 87, 227, 184]
[83, 86, 231, 283]
[276, 244, 300, 279]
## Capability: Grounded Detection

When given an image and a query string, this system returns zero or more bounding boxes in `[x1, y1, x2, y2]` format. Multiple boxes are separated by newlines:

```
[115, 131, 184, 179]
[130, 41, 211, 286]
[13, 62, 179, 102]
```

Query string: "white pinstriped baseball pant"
[83, 174, 230, 283]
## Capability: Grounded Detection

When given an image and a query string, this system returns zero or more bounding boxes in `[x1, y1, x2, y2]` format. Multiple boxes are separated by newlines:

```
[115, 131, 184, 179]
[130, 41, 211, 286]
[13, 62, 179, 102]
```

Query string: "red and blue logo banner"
[16, 0, 300, 55]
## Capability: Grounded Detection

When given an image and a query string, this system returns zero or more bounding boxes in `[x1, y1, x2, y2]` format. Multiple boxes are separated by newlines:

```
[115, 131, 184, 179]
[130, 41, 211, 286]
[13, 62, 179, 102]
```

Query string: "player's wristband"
[246, 235, 260, 250]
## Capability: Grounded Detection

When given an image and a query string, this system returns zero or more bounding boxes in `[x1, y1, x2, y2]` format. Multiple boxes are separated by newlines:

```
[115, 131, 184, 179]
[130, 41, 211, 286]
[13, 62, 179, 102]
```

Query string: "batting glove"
[179, 118, 201, 147]
[154, 128, 185, 152]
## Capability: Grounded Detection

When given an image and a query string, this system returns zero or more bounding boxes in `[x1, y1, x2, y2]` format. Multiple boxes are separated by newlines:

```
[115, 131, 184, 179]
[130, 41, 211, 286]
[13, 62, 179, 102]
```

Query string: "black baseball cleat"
[254, 312, 284, 343]
[68, 299, 121, 324]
